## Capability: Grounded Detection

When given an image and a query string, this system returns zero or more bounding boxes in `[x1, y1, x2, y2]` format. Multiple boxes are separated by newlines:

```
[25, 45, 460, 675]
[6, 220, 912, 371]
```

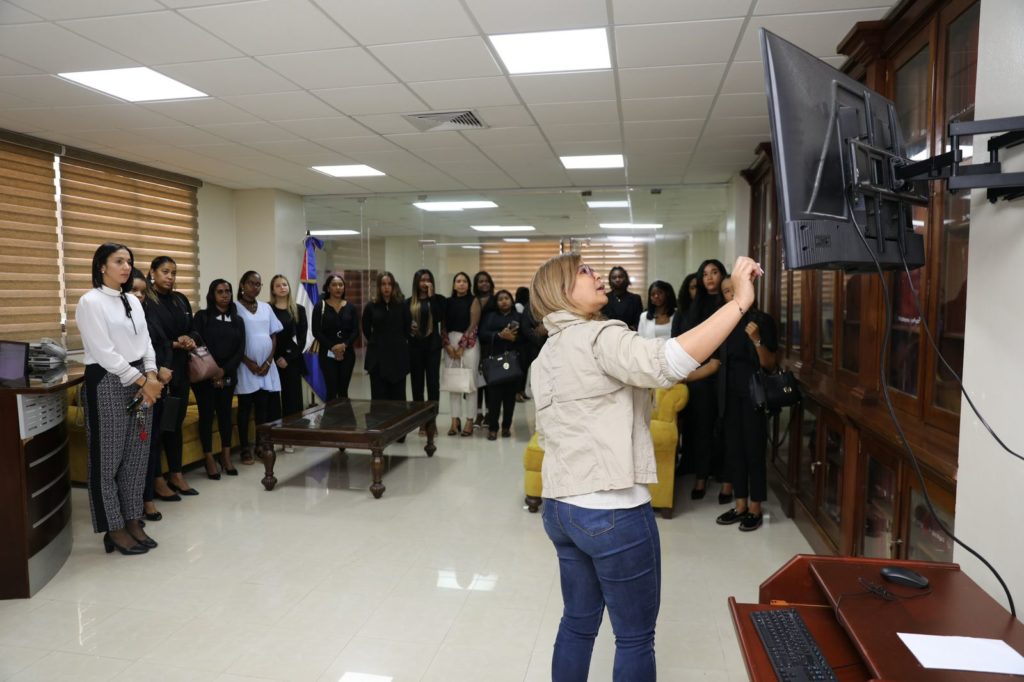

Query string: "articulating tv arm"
[895, 115, 1024, 203]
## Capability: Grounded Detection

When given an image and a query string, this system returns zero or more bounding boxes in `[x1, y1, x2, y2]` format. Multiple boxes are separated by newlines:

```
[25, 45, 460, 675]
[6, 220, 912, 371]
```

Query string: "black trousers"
[279, 361, 304, 417]
[486, 381, 517, 431]
[321, 351, 355, 400]
[193, 380, 235, 453]
[683, 376, 724, 481]
[236, 389, 281, 448]
[409, 342, 441, 402]
[723, 378, 768, 502]
[369, 373, 406, 401]
[160, 378, 190, 473]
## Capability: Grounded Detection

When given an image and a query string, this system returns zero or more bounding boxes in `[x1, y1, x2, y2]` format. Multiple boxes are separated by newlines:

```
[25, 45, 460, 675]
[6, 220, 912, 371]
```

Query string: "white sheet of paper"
[898, 633, 1024, 675]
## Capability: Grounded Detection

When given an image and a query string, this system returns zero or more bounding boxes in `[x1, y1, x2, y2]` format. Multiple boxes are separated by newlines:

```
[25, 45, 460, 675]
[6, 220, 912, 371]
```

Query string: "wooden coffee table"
[255, 399, 438, 498]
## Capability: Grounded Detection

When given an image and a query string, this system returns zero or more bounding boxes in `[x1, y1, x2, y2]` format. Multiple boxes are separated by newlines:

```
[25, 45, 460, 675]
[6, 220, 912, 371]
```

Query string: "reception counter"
[0, 365, 83, 599]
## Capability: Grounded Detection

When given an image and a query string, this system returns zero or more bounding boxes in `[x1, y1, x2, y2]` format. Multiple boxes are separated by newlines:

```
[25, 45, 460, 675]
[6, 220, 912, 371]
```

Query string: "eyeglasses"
[577, 264, 597, 277]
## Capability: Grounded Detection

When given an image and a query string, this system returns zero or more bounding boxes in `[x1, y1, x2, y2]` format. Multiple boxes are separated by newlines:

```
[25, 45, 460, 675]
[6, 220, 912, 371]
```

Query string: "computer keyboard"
[750, 608, 838, 682]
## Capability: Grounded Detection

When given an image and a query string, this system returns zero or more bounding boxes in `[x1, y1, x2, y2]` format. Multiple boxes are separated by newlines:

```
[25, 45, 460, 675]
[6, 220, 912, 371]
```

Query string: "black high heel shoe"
[144, 510, 162, 521]
[103, 532, 147, 555]
[205, 458, 221, 480]
[156, 492, 181, 502]
[166, 480, 199, 496]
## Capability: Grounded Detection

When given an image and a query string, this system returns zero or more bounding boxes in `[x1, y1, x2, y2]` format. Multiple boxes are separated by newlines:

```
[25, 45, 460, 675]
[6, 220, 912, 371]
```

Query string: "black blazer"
[192, 307, 246, 384]
[312, 299, 360, 355]
[272, 305, 308, 373]
[406, 294, 446, 351]
[362, 299, 411, 382]
[142, 290, 197, 391]
[479, 309, 525, 356]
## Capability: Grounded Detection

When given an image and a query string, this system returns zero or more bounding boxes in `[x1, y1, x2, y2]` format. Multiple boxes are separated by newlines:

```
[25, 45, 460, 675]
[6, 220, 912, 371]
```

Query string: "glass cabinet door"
[840, 274, 861, 374]
[796, 403, 819, 510]
[906, 487, 955, 562]
[771, 404, 794, 476]
[816, 272, 835, 366]
[862, 451, 898, 558]
[820, 417, 844, 547]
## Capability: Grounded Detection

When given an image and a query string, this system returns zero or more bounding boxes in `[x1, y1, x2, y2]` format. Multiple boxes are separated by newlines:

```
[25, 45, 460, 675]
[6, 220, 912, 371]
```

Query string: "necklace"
[241, 298, 258, 313]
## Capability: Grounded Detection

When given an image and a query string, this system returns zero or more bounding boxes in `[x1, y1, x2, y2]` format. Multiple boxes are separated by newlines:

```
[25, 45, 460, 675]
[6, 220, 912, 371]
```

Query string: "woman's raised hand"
[730, 257, 762, 311]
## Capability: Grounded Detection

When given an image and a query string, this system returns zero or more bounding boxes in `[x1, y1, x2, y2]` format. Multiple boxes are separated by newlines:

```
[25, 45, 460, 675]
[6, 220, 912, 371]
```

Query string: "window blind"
[578, 241, 648, 298]
[479, 241, 561, 294]
[60, 159, 198, 349]
[0, 141, 62, 343]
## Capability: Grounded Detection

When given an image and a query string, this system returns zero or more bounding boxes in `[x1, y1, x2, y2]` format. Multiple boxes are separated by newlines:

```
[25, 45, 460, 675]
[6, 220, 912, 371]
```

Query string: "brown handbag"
[188, 346, 223, 383]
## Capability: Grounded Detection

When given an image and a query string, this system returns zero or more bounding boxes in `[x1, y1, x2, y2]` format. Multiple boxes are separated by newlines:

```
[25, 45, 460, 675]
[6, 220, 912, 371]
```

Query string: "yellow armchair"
[522, 383, 689, 517]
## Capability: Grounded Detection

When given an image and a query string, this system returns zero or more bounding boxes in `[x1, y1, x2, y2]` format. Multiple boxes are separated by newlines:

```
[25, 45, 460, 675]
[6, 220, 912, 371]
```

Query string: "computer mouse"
[880, 566, 930, 589]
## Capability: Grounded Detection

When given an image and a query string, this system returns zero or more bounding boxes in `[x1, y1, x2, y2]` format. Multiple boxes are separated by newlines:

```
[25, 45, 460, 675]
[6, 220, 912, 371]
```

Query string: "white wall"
[953, 0, 1024, 610]
[647, 236, 689, 294]
[195, 182, 237, 298]
[687, 230, 724, 274]
[724, 173, 752, 263]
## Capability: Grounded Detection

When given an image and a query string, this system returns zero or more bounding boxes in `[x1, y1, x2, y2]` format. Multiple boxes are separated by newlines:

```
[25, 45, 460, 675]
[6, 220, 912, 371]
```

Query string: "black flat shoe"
[224, 467, 238, 476]
[130, 534, 158, 549]
[166, 482, 198, 496]
[144, 511, 162, 521]
[739, 514, 763, 532]
[487, 431, 497, 441]
[501, 429, 511, 438]
[718, 492, 733, 505]
[207, 471, 221, 480]
[716, 509, 750, 525]
[156, 493, 181, 502]
[690, 487, 706, 501]
[103, 532, 147, 555]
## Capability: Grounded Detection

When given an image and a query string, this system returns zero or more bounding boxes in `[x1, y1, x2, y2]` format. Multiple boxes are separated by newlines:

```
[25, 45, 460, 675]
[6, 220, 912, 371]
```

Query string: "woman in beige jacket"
[530, 253, 760, 681]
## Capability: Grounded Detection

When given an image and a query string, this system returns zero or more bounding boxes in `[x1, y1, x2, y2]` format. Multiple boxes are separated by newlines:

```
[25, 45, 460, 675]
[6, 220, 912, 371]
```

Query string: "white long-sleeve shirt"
[76, 286, 157, 386]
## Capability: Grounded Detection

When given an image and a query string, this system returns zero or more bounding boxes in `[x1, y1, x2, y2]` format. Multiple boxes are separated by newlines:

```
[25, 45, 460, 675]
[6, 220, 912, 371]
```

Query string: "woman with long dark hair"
[192, 279, 245, 478]
[129, 269, 167, 521]
[638, 280, 676, 340]
[679, 258, 731, 502]
[478, 289, 523, 440]
[407, 269, 445, 436]
[312, 273, 360, 400]
[442, 272, 480, 436]
[143, 255, 199, 500]
[77, 243, 162, 554]
[235, 270, 282, 464]
[472, 271, 497, 427]
[673, 273, 698, 332]
[362, 271, 410, 401]
[269, 274, 308, 422]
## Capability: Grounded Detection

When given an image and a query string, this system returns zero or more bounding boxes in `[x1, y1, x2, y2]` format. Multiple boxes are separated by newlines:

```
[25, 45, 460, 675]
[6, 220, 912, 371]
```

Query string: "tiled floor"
[0, 372, 812, 681]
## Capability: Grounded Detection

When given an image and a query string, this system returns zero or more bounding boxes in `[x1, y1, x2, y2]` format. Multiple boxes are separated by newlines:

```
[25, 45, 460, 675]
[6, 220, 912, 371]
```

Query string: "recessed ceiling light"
[470, 225, 535, 232]
[607, 235, 654, 243]
[503, 238, 530, 243]
[483, 249, 500, 254]
[413, 201, 498, 212]
[561, 155, 624, 170]
[587, 200, 630, 208]
[57, 67, 207, 102]
[462, 245, 483, 249]
[600, 223, 663, 230]
[309, 229, 359, 236]
[312, 165, 385, 177]
[490, 28, 610, 75]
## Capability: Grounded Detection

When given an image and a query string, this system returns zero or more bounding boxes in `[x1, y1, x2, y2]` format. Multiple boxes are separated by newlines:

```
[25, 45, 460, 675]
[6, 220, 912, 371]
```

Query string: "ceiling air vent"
[402, 110, 487, 132]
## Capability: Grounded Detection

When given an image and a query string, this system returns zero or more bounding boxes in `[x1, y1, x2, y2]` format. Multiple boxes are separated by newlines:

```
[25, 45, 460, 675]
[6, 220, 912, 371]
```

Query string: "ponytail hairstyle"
[146, 255, 176, 304]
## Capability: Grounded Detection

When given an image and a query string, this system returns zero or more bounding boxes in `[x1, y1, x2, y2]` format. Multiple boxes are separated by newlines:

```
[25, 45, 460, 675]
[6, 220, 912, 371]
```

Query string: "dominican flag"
[297, 234, 328, 402]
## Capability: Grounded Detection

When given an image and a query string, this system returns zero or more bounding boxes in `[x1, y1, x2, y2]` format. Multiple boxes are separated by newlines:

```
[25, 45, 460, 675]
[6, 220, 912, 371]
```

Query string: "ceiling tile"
[410, 77, 519, 109]
[195, 121, 298, 143]
[626, 173, 684, 185]
[313, 0, 477, 45]
[314, 83, 426, 116]
[529, 100, 619, 126]
[384, 131, 473, 151]
[0, 55, 39, 76]
[414, 146, 490, 164]
[691, 149, 758, 166]
[542, 122, 621, 143]
[258, 48, 396, 90]
[702, 115, 769, 136]
[9, 0, 163, 20]
[462, 126, 546, 147]
[126, 125, 229, 146]
[0, 103, 176, 131]
[369, 37, 501, 82]
[621, 96, 714, 121]
[503, 167, 571, 187]
[613, 0, 752, 24]
[755, 0, 895, 15]
[59, 11, 241, 64]
[0, 1, 42, 23]
[720, 61, 767, 94]
[275, 116, 372, 138]
[625, 137, 698, 155]
[737, 8, 889, 61]
[481, 143, 555, 163]
[340, 176, 419, 193]
[177, 142, 280, 159]
[624, 119, 703, 139]
[318, 135, 401, 154]
[247, 138, 336, 159]
[683, 168, 737, 183]
[564, 168, 627, 187]
[181, 0, 355, 56]
[157, 58, 300, 97]
[698, 133, 770, 153]
[712, 92, 769, 117]
[474, 105, 533, 128]
[618, 64, 727, 98]
[0, 74, 119, 106]
[224, 91, 338, 121]
[353, 113, 420, 135]
[550, 140, 623, 155]
[145, 99, 260, 126]
[615, 19, 744, 67]
[0, 22, 135, 72]
[511, 71, 616, 104]
[464, 0, 607, 33]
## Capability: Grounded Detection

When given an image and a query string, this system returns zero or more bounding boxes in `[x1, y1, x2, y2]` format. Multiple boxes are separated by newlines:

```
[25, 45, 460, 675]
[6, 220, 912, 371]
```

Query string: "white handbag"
[441, 359, 476, 394]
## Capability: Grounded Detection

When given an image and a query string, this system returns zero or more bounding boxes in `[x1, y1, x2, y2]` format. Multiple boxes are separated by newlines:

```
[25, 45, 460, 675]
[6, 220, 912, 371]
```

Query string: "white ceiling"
[0, 0, 897, 203]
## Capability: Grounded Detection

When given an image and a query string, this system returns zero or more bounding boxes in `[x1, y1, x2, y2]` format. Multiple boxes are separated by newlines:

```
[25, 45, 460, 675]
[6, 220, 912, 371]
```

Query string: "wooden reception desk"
[0, 365, 82, 599]
[731, 554, 1024, 681]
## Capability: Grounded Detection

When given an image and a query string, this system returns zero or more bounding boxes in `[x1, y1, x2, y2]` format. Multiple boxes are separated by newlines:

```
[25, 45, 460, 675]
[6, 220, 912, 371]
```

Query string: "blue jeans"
[542, 499, 661, 682]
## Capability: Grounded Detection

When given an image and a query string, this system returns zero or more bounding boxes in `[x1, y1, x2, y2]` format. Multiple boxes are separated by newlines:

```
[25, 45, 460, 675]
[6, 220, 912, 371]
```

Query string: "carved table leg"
[425, 419, 436, 457]
[370, 447, 386, 499]
[260, 438, 278, 491]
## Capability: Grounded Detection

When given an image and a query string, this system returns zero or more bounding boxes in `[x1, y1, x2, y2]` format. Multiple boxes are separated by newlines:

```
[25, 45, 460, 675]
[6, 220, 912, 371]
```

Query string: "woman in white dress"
[637, 280, 676, 340]
[235, 270, 283, 463]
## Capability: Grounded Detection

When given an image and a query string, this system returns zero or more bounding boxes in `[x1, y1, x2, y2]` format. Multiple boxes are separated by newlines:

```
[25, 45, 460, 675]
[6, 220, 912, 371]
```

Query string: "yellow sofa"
[523, 384, 689, 518]
[68, 386, 254, 484]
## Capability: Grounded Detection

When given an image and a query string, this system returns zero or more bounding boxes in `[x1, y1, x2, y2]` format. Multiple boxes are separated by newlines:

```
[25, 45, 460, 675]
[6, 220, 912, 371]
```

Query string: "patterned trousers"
[83, 364, 152, 533]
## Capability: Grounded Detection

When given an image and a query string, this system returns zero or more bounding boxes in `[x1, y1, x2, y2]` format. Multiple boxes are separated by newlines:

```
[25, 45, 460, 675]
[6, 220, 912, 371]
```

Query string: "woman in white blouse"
[76, 243, 164, 556]
[234, 270, 283, 464]
[637, 280, 677, 340]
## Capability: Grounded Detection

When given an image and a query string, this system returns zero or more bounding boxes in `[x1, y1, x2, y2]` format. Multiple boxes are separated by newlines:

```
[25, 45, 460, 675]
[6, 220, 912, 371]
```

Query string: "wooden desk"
[256, 399, 438, 498]
[731, 555, 1024, 681]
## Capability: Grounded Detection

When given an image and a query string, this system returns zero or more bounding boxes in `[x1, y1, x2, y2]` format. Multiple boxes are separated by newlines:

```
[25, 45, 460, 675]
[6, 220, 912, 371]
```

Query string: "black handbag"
[749, 367, 801, 416]
[482, 350, 522, 386]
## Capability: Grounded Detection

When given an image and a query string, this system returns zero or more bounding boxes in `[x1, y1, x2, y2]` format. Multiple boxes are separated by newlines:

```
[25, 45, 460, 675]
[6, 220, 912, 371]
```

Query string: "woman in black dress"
[472, 271, 497, 427]
[478, 289, 524, 440]
[312, 273, 360, 400]
[407, 269, 445, 436]
[715, 277, 778, 532]
[143, 256, 199, 501]
[442, 272, 480, 437]
[269, 274, 308, 421]
[192, 279, 246, 479]
[362, 271, 410, 401]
